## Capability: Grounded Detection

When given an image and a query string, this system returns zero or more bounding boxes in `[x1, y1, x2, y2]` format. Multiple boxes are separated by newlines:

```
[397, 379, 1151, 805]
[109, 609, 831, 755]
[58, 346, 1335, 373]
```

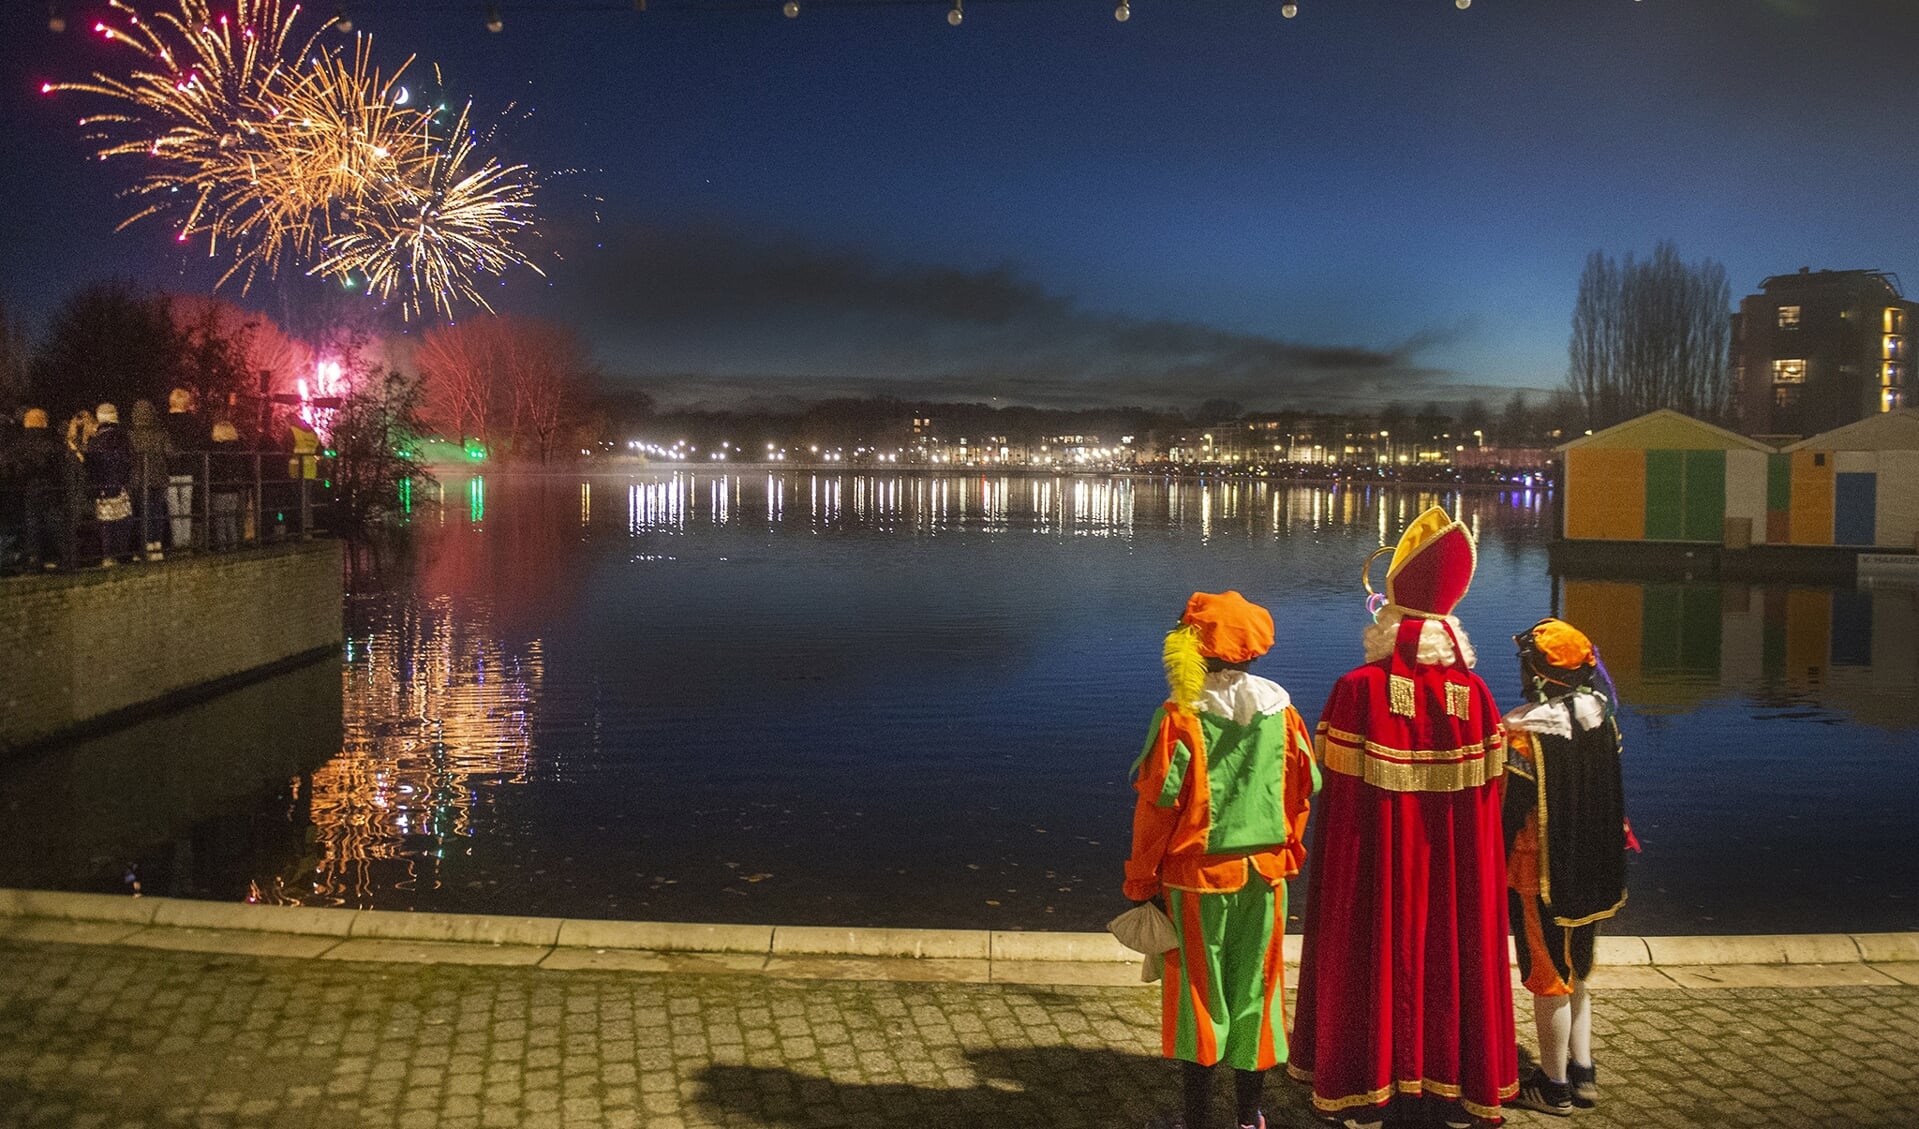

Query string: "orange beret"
[1180, 591, 1274, 663]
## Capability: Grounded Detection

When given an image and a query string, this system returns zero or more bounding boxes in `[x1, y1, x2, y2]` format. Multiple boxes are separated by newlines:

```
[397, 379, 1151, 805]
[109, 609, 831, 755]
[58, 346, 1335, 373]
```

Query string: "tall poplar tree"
[1568, 240, 1731, 430]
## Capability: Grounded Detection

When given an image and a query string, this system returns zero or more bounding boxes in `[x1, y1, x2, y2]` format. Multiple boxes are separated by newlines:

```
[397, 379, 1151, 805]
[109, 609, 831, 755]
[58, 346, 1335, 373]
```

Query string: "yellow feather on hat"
[1162, 624, 1206, 712]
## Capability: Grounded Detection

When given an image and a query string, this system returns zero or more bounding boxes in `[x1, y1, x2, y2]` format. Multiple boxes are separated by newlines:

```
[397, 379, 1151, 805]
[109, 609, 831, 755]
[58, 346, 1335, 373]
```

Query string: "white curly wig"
[1362, 605, 1477, 669]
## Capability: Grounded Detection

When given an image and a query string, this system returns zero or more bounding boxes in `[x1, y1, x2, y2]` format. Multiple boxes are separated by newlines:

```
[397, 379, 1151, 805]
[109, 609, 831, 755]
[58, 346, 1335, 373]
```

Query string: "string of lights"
[41, 0, 1531, 38]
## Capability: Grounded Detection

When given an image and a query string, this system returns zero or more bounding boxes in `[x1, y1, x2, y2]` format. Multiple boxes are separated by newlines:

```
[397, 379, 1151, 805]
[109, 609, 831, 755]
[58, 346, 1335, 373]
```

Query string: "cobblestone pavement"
[3, 939, 1916, 1129]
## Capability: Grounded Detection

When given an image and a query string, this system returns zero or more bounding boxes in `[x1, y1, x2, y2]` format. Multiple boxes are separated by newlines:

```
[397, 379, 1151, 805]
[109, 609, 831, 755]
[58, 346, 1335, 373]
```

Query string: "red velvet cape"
[1288, 634, 1518, 1120]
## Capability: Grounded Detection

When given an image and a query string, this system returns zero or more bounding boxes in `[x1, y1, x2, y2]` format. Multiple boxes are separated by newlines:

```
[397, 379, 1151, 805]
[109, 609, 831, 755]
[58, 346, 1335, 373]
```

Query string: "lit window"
[1772, 359, 1807, 384]
[1777, 305, 1802, 328]
[1884, 362, 1904, 388]
[1887, 335, 1905, 360]
[1774, 385, 1802, 410]
[1887, 308, 1906, 334]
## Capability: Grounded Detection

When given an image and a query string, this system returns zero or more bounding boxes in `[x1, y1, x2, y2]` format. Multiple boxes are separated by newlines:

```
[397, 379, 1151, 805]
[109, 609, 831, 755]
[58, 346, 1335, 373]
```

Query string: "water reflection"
[0, 659, 342, 898]
[530, 470, 1547, 545]
[272, 598, 544, 905]
[1563, 578, 1919, 727]
[7, 474, 1913, 933]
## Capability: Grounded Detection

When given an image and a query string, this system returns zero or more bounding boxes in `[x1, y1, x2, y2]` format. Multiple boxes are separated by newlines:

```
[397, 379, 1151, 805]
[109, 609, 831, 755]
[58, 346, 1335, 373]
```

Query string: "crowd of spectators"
[0, 389, 321, 575]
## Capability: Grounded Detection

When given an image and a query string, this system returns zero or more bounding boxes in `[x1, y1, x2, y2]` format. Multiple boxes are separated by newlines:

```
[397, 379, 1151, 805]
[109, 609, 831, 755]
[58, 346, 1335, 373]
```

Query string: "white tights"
[1532, 981, 1592, 1082]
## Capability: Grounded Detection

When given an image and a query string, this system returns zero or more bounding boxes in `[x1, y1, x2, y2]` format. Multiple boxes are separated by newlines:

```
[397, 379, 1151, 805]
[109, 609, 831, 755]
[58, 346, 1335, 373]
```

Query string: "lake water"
[3, 471, 1916, 936]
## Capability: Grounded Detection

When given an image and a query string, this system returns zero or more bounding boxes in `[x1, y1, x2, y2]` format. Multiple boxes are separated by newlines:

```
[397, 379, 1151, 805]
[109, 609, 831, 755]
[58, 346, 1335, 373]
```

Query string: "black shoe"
[1567, 1061, 1597, 1108]
[1513, 1069, 1572, 1117]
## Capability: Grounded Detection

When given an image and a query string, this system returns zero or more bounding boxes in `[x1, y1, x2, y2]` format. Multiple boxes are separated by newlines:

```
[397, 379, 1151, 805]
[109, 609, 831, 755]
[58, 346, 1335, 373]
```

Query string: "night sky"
[3, 0, 1916, 411]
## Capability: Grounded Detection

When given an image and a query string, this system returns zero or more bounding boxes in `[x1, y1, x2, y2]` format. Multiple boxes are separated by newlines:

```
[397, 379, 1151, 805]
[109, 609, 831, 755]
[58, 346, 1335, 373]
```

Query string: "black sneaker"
[1567, 1061, 1597, 1108]
[1513, 1069, 1573, 1117]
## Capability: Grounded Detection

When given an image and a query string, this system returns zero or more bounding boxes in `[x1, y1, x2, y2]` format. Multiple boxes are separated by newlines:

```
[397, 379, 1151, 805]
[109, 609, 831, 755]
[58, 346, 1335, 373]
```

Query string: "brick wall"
[0, 541, 343, 750]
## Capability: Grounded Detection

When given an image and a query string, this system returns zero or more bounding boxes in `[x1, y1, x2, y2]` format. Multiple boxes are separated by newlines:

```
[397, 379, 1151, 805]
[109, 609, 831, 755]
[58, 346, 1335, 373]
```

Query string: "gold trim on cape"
[1302, 1076, 1517, 1115]
[1389, 674, 1416, 717]
[1552, 889, 1628, 929]
[1536, 720, 1552, 906]
[1320, 726, 1506, 763]
[1316, 725, 1505, 794]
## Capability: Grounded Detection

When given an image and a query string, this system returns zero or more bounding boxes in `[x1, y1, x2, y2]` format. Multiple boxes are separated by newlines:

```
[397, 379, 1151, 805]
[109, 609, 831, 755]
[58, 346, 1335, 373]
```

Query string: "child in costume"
[1124, 591, 1320, 1129]
[1502, 618, 1630, 1116]
[1289, 507, 1519, 1128]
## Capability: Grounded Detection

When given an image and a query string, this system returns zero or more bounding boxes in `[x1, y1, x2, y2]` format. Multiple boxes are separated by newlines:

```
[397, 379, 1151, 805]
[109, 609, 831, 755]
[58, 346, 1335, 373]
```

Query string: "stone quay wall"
[0, 540, 343, 752]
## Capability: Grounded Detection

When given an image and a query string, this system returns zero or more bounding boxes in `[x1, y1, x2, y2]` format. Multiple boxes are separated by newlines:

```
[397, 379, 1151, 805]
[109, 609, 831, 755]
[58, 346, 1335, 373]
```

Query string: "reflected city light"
[283, 603, 542, 904]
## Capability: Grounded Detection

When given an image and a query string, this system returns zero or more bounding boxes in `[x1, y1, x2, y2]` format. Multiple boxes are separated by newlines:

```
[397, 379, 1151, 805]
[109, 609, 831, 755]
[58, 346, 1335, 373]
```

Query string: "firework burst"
[48, 0, 329, 289]
[262, 34, 421, 243]
[316, 102, 542, 322]
[45, 0, 542, 318]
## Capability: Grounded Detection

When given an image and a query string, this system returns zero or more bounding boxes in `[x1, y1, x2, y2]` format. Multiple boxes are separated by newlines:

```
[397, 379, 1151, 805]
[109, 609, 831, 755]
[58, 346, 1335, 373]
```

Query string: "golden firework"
[50, 0, 327, 289]
[47, 0, 541, 316]
[315, 102, 543, 322]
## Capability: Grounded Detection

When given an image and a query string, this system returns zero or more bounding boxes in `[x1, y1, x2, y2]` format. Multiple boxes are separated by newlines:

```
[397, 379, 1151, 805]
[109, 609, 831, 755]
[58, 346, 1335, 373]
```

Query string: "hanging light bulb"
[48, 3, 66, 32]
[1456, 0, 1471, 8]
[485, 3, 503, 32]
[1281, 2, 1298, 17]
[1115, 1, 1130, 20]
[333, 5, 352, 33]
[948, 0, 963, 26]
[784, 0, 799, 15]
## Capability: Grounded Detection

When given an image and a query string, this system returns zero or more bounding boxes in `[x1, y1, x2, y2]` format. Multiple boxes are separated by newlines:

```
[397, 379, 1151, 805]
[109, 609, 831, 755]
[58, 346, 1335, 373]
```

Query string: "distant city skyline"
[4, 0, 1917, 411]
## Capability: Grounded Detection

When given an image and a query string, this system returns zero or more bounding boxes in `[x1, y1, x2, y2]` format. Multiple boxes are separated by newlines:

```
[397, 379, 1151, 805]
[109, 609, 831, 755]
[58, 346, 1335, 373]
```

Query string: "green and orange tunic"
[1124, 671, 1320, 1071]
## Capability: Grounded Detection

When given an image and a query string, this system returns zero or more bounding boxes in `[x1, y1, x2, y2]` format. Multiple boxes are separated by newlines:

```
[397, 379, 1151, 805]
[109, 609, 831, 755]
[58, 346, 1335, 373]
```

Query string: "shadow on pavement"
[693, 1043, 1331, 1129]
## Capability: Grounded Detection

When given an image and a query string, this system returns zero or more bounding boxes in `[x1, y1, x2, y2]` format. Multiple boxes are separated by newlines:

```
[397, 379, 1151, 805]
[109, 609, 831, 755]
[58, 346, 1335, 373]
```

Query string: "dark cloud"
[569, 226, 1473, 410]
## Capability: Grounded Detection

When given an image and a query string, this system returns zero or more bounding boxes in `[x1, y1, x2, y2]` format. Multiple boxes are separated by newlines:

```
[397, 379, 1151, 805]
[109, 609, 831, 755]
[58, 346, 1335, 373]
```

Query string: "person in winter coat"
[8, 409, 80, 570]
[1125, 590, 1320, 1129]
[207, 419, 246, 550]
[163, 387, 201, 549]
[86, 402, 135, 566]
[129, 398, 171, 559]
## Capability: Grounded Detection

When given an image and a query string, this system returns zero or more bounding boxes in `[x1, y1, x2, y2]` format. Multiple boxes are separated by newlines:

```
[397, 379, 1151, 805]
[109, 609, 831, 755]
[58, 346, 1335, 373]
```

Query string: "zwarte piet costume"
[1125, 591, 1320, 1129]
[1289, 508, 1519, 1126]
[1502, 617, 1629, 1113]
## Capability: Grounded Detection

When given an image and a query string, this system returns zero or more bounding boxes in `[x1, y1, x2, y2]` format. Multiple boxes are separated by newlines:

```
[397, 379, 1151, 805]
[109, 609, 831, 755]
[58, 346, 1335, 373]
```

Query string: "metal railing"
[1, 451, 330, 575]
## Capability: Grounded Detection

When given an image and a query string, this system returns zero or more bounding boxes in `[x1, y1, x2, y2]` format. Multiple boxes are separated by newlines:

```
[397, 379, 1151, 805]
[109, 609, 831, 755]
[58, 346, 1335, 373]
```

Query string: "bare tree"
[1568, 240, 1731, 429]
[417, 320, 501, 451]
[166, 297, 314, 442]
[501, 318, 590, 465]
[415, 315, 590, 463]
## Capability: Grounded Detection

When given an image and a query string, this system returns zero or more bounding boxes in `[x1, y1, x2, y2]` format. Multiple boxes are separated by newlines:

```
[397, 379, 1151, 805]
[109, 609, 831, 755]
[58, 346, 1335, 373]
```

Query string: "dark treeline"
[584, 389, 1579, 457]
[5, 281, 1582, 467]
[1, 281, 327, 447]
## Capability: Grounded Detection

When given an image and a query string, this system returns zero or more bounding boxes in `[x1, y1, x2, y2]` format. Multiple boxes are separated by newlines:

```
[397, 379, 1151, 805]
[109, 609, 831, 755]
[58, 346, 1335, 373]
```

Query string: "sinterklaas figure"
[1289, 507, 1519, 1128]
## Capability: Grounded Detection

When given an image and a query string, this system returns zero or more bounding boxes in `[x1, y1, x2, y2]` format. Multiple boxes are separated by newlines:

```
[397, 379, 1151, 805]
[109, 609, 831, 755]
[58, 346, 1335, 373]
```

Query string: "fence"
[1, 452, 332, 575]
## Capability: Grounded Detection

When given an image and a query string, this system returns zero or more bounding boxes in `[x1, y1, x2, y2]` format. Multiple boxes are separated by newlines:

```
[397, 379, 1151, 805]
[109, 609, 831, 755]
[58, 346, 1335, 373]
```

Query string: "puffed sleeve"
[1123, 706, 1193, 902]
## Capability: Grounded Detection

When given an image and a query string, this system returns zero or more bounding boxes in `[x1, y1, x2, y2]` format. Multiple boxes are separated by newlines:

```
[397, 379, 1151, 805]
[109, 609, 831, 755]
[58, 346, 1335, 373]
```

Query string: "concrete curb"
[2, 890, 1917, 988]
